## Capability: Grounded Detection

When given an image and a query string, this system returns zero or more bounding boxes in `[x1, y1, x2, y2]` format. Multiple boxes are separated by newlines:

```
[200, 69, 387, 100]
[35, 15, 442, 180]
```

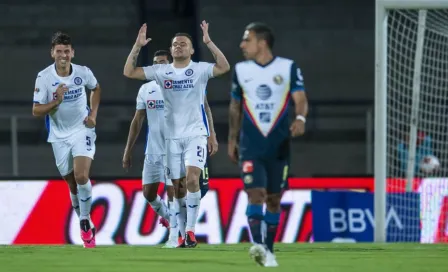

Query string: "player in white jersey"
[228, 23, 308, 266]
[123, 21, 229, 247]
[122, 50, 177, 248]
[123, 49, 219, 248]
[32, 32, 101, 248]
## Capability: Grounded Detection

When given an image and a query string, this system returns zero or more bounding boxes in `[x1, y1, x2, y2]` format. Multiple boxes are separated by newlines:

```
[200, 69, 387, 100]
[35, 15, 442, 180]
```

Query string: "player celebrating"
[123, 21, 228, 247]
[122, 49, 217, 248]
[32, 32, 101, 248]
[228, 22, 308, 266]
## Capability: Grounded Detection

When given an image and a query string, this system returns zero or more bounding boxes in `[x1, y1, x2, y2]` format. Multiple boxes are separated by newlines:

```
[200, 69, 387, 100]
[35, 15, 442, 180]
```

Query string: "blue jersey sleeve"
[290, 62, 305, 93]
[230, 69, 242, 101]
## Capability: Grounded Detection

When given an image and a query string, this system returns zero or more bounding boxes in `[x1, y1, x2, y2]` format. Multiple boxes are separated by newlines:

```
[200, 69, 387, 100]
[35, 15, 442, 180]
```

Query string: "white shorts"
[51, 128, 96, 176]
[142, 154, 173, 186]
[166, 136, 207, 179]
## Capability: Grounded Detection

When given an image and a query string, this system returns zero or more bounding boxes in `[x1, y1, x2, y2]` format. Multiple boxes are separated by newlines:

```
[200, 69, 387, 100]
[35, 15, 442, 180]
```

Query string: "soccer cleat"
[80, 219, 95, 248]
[184, 231, 197, 248]
[159, 217, 169, 228]
[177, 237, 186, 248]
[264, 251, 279, 267]
[83, 226, 96, 248]
[162, 237, 178, 249]
[249, 244, 267, 266]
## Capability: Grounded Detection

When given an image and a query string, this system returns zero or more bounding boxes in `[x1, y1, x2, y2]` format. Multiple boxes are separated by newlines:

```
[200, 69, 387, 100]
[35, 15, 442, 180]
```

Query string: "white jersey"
[143, 61, 214, 139]
[136, 81, 166, 155]
[33, 63, 98, 142]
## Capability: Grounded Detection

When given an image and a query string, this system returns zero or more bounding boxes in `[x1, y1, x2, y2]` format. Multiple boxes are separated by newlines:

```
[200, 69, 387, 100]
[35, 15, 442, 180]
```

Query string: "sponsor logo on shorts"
[244, 175, 253, 184]
[242, 161, 253, 173]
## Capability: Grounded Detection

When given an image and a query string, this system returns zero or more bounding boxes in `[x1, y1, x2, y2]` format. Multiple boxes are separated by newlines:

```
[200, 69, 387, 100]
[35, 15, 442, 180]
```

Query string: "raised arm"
[200, 20, 230, 77]
[123, 24, 152, 80]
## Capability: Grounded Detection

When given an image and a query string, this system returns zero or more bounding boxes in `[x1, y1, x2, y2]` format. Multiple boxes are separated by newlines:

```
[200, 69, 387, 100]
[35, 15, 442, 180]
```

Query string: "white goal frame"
[375, 0, 448, 242]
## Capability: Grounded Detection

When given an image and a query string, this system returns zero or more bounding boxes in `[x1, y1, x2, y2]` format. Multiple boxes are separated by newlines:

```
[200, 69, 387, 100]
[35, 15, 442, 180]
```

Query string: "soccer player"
[32, 32, 101, 248]
[228, 22, 308, 267]
[123, 27, 223, 246]
[123, 21, 228, 247]
[122, 49, 217, 248]
[122, 50, 177, 248]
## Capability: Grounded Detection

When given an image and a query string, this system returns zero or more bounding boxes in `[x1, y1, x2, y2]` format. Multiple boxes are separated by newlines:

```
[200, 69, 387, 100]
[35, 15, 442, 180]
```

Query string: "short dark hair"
[171, 32, 193, 45]
[245, 22, 274, 49]
[51, 31, 72, 48]
[154, 50, 172, 62]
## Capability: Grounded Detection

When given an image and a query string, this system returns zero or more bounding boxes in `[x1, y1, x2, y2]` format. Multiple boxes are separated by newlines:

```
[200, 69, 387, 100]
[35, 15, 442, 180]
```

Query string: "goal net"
[376, 1, 448, 243]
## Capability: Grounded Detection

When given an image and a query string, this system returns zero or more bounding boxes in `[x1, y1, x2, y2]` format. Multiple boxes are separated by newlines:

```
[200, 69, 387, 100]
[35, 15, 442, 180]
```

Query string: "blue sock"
[264, 211, 280, 253]
[246, 204, 264, 244]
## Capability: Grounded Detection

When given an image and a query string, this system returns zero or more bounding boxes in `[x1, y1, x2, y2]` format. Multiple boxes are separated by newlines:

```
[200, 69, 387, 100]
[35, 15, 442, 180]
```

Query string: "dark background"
[0, 0, 375, 178]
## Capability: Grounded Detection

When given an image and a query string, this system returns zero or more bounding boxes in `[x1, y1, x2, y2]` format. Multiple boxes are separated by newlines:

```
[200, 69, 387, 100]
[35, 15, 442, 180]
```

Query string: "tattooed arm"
[123, 24, 152, 80]
[200, 20, 230, 77]
[123, 45, 146, 80]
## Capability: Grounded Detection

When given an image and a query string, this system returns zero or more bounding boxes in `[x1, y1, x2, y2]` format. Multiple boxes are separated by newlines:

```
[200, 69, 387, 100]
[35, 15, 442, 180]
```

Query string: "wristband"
[296, 115, 306, 123]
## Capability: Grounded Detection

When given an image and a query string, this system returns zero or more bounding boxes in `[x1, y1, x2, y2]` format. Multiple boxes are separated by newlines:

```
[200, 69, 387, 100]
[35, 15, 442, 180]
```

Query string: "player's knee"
[143, 184, 158, 202]
[266, 194, 281, 212]
[74, 171, 89, 185]
[246, 188, 266, 205]
[186, 171, 200, 191]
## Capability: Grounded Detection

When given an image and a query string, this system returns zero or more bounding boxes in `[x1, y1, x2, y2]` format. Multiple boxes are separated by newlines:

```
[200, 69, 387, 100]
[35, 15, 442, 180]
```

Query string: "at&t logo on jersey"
[147, 100, 164, 110]
[255, 84, 274, 111]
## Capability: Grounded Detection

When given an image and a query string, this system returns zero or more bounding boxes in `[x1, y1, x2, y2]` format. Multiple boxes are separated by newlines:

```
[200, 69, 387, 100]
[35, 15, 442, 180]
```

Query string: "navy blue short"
[239, 158, 289, 194]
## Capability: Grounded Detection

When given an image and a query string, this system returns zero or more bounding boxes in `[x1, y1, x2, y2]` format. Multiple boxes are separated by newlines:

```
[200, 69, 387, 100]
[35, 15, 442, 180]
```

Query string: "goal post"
[375, 0, 448, 243]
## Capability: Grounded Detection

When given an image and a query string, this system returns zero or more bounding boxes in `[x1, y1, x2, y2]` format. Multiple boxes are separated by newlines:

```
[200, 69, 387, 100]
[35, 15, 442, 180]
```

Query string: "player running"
[32, 32, 101, 248]
[228, 22, 308, 266]
[123, 41, 218, 247]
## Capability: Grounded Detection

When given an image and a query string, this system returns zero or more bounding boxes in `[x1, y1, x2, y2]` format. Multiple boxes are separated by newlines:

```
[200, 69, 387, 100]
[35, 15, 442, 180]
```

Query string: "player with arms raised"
[32, 32, 101, 248]
[228, 22, 308, 266]
[122, 50, 218, 248]
[123, 21, 228, 247]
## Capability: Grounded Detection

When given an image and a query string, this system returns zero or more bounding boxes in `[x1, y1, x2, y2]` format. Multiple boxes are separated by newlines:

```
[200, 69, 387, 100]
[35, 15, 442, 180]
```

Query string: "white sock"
[70, 192, 80, 217]
[168, 201, 178, 240]
[149, 195, 169, 220]
[186, 191, 201, 233]
[175, 197, 187, 238]
[77, 180, 92, 220]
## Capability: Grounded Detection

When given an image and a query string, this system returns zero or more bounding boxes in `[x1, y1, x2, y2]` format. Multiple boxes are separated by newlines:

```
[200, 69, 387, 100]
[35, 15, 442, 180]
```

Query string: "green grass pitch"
[0, 243, 447, 272]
